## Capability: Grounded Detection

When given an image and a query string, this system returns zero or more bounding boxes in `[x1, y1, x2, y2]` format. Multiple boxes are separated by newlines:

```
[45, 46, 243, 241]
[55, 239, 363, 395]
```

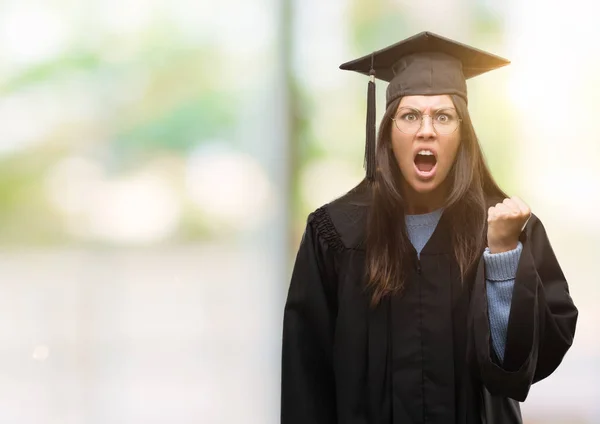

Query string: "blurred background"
[0, 0, 598, 422]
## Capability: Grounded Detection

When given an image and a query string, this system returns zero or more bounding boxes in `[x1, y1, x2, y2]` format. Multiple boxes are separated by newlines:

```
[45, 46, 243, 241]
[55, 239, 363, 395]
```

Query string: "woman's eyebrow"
[399, 106, 456, 113]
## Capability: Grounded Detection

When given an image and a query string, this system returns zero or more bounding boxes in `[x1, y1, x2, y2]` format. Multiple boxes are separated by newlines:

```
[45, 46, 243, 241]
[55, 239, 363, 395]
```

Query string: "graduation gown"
[281, 187, 578, 424]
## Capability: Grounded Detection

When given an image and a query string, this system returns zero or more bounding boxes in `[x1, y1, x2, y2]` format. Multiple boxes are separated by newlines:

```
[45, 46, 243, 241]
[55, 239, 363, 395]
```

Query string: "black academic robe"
[281, 187, 578, 424]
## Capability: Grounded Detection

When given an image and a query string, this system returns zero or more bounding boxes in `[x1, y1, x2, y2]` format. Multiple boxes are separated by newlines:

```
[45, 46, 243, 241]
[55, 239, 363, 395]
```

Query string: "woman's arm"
[281, 213, 338, 424]
[484, 242, 522, 362]
[471, 214, 578, 401]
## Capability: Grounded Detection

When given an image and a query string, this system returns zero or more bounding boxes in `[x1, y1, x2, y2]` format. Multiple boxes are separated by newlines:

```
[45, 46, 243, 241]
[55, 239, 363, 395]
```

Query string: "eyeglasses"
[391, 107, 462, 135]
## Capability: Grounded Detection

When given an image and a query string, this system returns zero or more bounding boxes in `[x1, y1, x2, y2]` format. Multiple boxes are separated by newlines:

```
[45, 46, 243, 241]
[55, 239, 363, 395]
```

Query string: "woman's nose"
[417, 115, 436, 138]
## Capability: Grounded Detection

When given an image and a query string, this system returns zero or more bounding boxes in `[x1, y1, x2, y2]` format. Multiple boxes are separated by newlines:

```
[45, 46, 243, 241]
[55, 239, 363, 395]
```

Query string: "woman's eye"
[436, 113, 455, 123]
[402, 113, 418, 122]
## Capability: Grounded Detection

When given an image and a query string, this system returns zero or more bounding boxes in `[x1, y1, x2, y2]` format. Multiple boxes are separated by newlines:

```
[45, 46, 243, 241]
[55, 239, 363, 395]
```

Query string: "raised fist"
[487, 196, 531, 254]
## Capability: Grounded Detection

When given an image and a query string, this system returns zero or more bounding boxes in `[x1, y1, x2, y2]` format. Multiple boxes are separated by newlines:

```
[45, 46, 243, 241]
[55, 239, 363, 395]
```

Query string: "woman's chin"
[406, 178, 440, 194]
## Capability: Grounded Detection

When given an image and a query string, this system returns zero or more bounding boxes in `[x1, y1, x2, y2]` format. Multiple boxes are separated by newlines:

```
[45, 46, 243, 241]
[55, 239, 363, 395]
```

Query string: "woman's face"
[390, 95, 461, 198]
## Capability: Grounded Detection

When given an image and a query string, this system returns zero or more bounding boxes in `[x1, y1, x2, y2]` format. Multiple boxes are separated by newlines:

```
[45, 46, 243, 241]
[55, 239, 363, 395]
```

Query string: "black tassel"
[365, 69, 376, 181]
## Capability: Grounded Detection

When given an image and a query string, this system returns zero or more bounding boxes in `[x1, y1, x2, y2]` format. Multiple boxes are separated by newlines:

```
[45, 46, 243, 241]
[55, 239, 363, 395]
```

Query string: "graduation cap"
[339, 31, 510, 181]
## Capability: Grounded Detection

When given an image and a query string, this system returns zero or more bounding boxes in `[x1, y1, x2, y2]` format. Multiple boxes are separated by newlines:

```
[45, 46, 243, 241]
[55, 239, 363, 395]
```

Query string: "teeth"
[417, 150, 434, 156]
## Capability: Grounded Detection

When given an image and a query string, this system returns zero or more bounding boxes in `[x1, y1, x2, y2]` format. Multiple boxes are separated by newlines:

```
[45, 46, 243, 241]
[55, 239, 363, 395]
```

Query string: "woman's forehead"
[398, 95, 454, 110]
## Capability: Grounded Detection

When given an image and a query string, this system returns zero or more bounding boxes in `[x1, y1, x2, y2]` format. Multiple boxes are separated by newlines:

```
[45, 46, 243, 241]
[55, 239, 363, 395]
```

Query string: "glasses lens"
[395, 109, 422, 134]
[433, 110, 460, 134]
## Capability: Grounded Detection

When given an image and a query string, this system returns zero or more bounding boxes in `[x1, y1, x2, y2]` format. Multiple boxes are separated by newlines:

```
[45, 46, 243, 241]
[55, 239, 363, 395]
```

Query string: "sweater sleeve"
[484, 242, 523, 362]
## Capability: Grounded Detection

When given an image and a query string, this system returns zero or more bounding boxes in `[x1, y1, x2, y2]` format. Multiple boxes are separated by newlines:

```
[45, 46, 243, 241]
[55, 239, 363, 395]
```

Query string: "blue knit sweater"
[405, 208, 521, 362]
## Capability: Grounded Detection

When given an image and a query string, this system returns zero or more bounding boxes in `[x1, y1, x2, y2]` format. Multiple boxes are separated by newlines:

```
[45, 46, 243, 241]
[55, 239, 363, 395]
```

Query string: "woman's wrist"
[487, 241, 519, 254]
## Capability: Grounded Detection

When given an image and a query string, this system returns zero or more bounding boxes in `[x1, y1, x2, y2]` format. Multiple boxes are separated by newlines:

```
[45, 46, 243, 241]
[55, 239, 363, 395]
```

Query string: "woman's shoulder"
[308, 180, 371, 251]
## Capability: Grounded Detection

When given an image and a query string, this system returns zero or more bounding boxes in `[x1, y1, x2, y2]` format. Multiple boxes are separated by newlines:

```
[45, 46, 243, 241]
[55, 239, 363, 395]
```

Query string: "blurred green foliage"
[0, 0, 517, 246]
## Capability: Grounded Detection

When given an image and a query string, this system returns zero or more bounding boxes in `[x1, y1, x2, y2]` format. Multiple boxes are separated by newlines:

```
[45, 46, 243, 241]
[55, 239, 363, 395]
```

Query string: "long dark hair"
[365, 95, 507, 306]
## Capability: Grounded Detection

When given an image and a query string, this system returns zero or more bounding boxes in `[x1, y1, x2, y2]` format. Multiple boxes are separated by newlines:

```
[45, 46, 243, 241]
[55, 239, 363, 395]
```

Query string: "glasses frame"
[391, 109, 463, 135]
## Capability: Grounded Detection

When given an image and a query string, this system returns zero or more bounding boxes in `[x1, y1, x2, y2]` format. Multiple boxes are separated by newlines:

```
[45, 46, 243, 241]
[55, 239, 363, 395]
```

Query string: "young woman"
[281, 32, 578, 424]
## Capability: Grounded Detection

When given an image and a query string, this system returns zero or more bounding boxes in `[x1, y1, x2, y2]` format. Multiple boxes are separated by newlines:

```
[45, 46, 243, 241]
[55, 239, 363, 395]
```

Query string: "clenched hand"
[487, 196, 531, 254]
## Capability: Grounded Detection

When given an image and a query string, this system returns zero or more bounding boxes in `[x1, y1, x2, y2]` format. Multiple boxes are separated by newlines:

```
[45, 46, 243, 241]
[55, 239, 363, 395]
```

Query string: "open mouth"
[413, 150, 437, 178]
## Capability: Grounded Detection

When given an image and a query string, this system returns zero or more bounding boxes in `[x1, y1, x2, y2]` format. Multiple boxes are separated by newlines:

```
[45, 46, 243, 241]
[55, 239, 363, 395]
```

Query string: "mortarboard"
[339, 31, 510, 181]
